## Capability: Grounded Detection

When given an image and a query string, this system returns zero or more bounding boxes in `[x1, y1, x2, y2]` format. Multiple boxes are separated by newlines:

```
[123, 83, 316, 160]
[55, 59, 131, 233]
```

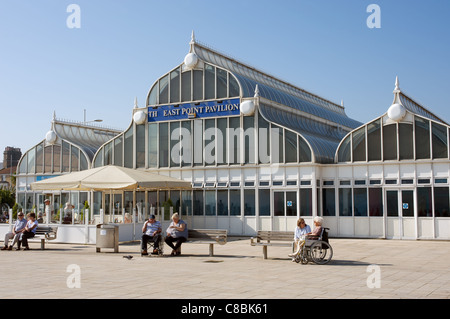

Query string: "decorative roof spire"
[254, 84, 260, 98]
[392, 75, 402, 105]
[134, 96, 138, 108]
[189, 30, 196, 53]
[394, 75, 400, 93]
[190, 30, 195, 44]
[387, 75, 406, 121]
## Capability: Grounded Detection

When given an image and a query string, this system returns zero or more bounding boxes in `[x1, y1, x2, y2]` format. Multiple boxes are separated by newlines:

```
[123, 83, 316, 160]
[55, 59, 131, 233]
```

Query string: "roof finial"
[53, 110, 56, 120]
[341, 99, 344, 107]
[190, 30, 195, 45]
[394, 75, 400, 93]
[134, 96, 138, 108]
[391, 75, 404, 107]
[254, 84, 260, 98]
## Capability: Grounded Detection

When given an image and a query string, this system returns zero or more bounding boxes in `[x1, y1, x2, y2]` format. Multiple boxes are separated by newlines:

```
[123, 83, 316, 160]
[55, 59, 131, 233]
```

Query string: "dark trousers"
[141, 234, 161, 251]
[21, 231, 35, 248]
[165, 236, 187, 251]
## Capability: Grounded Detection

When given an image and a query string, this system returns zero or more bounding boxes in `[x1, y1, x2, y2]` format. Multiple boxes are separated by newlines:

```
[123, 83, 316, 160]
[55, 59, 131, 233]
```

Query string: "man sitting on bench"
[141, 214, 162, 255]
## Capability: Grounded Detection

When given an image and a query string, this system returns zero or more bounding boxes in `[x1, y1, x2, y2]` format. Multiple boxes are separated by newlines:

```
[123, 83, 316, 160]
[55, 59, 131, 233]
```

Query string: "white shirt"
[294, 225, 311, 240]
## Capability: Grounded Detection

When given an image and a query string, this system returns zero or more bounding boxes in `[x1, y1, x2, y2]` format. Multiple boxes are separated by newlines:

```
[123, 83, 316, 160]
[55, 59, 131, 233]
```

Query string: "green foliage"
[0, 186, 15, 213]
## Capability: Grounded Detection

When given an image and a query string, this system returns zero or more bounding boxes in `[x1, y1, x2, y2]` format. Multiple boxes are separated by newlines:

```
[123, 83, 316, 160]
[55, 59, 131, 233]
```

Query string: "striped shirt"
[144, 220, 161, 236]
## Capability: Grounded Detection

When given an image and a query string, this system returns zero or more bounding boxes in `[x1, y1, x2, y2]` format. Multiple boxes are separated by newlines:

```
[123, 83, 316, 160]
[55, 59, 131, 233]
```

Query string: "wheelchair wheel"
[309, 241, 333, 265]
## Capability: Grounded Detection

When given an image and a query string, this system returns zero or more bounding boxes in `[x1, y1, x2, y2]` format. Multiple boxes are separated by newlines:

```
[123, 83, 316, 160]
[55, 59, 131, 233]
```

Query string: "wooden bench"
[27, 226, 58, 249]
[186, 229, 228, 257]
[250, 231, 295, 259]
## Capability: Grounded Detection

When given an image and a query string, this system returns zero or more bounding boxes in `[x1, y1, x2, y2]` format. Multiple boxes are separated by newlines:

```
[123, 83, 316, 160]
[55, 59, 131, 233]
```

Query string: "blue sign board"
[148, 98, 240, 122]
[36, 175, 59, 181]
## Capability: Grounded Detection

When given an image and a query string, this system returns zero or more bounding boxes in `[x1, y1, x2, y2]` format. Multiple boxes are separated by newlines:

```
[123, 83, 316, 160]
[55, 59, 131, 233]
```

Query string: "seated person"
[141, 214, 162, 255]
[305, 216, 324, 239]
[164, 213, 188, 256]
[2, 211, 27, 250]
[21, 212, 38, 251]
[289, 218, 311, 257]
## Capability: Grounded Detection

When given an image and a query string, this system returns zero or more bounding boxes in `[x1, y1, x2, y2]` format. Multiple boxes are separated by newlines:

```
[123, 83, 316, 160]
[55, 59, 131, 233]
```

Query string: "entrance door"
[273, 190, 297, 231]
[385, 189, 415, 239]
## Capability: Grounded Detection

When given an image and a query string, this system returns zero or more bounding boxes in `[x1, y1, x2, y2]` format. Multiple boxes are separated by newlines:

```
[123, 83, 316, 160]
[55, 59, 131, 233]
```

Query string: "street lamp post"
[83, 109, 103, 124]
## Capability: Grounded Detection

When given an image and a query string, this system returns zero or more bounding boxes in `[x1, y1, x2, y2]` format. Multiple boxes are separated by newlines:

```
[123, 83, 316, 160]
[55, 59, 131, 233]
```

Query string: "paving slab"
[0, 237, 449, 302]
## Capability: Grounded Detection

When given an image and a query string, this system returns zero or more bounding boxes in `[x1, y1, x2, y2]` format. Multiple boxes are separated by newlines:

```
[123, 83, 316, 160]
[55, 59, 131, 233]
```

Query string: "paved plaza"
[0, 237, 449, 300]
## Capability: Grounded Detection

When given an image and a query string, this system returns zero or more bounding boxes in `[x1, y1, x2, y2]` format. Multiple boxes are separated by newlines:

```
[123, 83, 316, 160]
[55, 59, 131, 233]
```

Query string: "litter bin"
[96, 224, 119, 253]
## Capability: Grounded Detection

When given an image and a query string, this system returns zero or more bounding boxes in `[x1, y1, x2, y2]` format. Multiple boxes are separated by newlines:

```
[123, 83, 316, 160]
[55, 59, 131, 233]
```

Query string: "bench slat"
[250, 231, 295, 259]
[27, 226, 58, 249]
[186, 229, 228, 256]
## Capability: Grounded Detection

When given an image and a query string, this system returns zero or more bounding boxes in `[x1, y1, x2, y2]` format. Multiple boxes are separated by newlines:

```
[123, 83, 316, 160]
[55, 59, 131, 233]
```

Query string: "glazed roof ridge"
[192, 40, 349, 117]
[52, 118, 122, 160]
[399, 92, 448, 125]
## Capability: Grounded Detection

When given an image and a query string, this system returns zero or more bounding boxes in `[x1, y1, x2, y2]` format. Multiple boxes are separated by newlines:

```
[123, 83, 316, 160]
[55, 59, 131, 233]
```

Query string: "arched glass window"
[114, 136, 123, 166]
[181, 71, 191, 102]
[62, 141, 70, 172]
[36, 143, 43, 173]
[71, 146, 79, 171]
[159, 75, 169, 105]
[170, 69, 180, 103]
[367, 119, 381, 161]
[147, 63, 240, 106]
[27, 148, 35, 174]
[399, 123, 413, 160]
[124, 126, 133, 168]
[352, 127, 366, 162]
[432, 122, 448, 159]
[193, 70, 203, 101]
[19, 153, 27, 174]
[148, 124, 157, 168]
[136, 125, 145, 168]
[284, 129, 297, 163]
[205, 64, 215, 100]
[44, 146, 52, 173]
[159, 122, 169, 168]
[383, 124, 397, 161]
[415, 117, 430, 159]
[104, 142, 112, 166]
[299, 136, 311, 163]
[338, 135, 351, 162]
[53, 145, 61, 172]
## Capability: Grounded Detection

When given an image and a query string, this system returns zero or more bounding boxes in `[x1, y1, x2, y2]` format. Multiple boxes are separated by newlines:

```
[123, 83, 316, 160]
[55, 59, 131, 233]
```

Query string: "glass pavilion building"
[11, 35, 450, 242]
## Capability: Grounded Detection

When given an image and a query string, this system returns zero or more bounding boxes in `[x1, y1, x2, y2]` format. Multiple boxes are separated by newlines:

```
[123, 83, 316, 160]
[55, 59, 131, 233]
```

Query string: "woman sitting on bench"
[165, 213, 188, 256]
[21, 212, 38, 251]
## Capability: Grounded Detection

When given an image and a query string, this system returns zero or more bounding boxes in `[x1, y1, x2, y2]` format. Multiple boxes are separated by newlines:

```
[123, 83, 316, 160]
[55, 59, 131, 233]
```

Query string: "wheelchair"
[293, 227, 333, 265]
[140, 234, 164, 257]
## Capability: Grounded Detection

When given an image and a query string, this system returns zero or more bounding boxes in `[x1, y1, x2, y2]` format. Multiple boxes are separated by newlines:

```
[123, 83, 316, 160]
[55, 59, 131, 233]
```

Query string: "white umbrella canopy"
[30, 165, 192, 191]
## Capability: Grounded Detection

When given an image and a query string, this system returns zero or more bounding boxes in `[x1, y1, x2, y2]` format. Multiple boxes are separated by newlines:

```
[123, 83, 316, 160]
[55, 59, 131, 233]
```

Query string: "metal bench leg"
[40, 239, 45, 250]
[263, 246, 268, 259]
[209, 243, 214, 257]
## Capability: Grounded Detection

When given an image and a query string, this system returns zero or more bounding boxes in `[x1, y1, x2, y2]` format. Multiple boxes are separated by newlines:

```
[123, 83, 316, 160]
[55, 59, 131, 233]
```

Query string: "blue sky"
[1, 0, 449, 159]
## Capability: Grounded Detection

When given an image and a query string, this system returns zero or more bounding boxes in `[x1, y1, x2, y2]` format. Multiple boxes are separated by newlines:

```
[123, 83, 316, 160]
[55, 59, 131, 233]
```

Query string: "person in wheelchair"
[141, 214, 162, 255]
[290, 216, 324, 260]
[305, 216, 323, 240]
